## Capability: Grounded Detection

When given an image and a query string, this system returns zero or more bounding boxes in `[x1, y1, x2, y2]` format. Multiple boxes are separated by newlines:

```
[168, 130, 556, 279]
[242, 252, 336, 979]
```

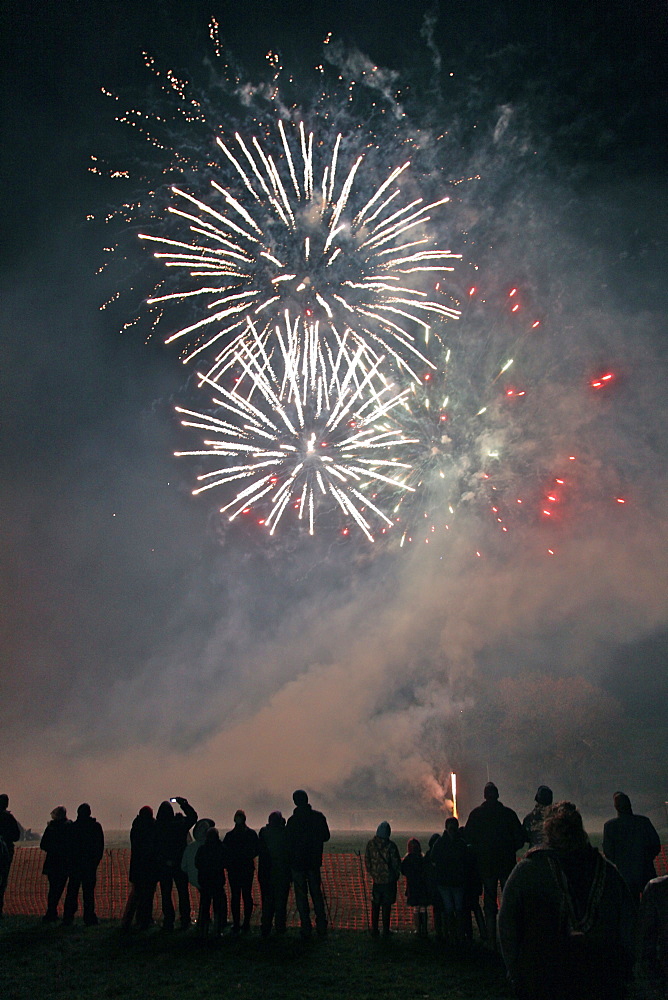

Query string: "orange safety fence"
[4, 846, 667, 929]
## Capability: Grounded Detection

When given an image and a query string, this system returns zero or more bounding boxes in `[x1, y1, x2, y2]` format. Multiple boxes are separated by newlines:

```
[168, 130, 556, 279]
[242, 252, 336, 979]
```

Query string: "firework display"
[97, 34, 620, 550]
[137, 115, 466, 537]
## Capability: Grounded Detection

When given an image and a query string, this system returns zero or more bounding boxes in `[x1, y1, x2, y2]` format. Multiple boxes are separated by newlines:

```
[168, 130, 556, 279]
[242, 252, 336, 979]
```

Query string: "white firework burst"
[140, 120, 461, 380]
[174, 315, 418, 540]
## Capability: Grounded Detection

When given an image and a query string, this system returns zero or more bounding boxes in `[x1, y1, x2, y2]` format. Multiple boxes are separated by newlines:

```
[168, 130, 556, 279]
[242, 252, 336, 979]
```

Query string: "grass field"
[1, 917, 511, 1000]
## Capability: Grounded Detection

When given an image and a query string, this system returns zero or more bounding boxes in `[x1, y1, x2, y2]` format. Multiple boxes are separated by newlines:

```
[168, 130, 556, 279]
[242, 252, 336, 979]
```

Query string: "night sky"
[2, 1, 667, 833]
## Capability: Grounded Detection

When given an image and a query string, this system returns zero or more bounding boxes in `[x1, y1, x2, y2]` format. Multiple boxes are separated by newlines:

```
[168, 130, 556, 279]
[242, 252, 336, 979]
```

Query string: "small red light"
[469, 286, 476, 296]
[511, 303, 520, 312]
[532, 320, 540, 328]
[509, 288, 517, 297]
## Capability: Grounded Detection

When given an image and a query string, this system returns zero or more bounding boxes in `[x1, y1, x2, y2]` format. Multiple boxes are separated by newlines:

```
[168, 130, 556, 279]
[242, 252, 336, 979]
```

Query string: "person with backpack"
[498, 801, 636, 1000]
[365, 821, 402, 938]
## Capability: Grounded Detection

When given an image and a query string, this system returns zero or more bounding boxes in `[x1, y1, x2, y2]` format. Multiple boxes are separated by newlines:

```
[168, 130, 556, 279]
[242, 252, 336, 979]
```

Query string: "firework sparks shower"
[139, 120, 461, 380]
[175, 315, 417, 540]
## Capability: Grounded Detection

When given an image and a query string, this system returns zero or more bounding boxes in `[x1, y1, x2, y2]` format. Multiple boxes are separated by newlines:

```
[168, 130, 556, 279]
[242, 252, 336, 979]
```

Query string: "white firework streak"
[174, 316, 418, 540]
[140, 121, 461, 378]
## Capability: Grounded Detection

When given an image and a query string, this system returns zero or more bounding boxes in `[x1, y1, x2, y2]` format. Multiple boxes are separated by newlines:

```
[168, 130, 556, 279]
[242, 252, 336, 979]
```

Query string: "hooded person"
[603, 792, 661, 901]
[40, 806, 72, 923]
[499, 801, 636, 1000]
[365, 821, 402, 938]
[464, 782, 525, 949]
[285, 789, 331, 939]
[258, 810, 291, 937]
[222, 809, 259, 934]
[523, 786, 554, 848]
[154, 796, 198, 931]
[62, 803, 104, 926]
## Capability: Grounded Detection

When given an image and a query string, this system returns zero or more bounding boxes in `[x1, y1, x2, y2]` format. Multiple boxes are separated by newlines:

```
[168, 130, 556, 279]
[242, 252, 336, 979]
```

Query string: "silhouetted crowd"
[1, 785, 667, 1000]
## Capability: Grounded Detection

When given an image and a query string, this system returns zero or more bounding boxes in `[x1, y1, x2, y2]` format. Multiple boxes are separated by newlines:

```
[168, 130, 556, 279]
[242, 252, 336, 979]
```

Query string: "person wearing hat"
[463, 782, 524, 949]
[523, 786, 554, 848]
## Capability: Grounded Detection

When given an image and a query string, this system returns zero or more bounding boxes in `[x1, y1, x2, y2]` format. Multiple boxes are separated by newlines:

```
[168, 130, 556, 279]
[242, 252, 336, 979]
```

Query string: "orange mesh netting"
[5, 846, 667, 928]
